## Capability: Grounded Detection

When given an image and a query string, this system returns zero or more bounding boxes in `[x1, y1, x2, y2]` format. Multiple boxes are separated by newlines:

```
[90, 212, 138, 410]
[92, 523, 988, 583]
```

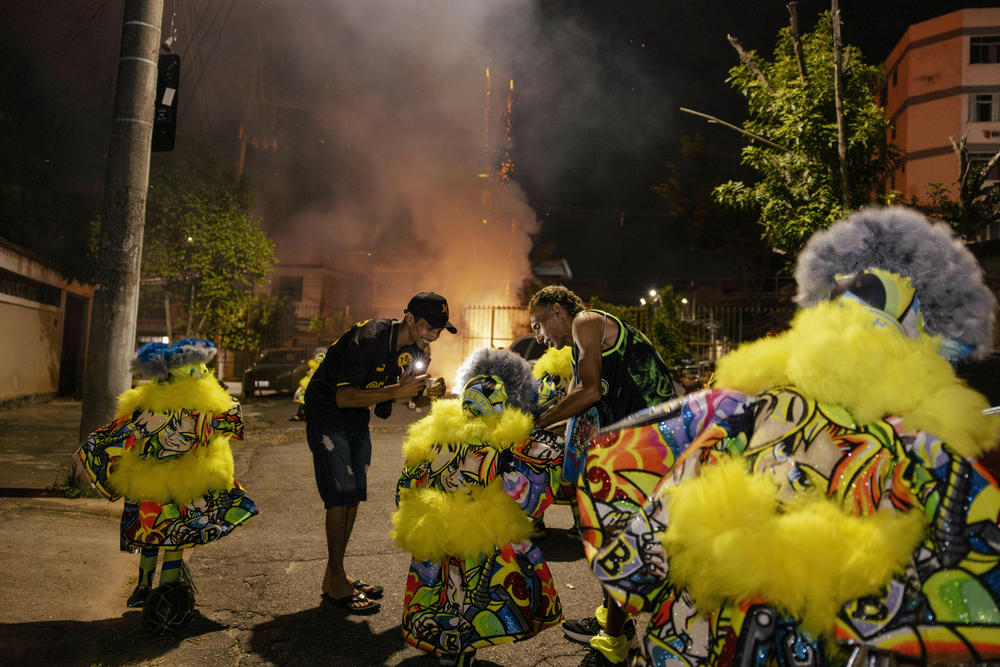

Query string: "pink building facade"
[883, 8, 1000, 233]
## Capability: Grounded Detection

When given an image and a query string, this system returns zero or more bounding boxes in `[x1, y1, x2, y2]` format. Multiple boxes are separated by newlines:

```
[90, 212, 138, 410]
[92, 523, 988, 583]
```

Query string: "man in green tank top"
[529, 285, 678, 667]
[530, 286, 677, 430]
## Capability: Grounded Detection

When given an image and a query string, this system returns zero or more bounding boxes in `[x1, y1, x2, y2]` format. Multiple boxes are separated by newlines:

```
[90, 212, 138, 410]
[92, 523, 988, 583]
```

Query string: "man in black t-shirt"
[305, 292, 456, 614]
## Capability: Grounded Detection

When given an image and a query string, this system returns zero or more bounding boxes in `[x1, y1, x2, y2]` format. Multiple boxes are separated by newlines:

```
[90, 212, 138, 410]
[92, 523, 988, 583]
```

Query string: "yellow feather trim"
[392, 481, 534, 560]
[714, 301, 999, 458]
[116, 374, 235, 417]
[662, 458, 926, 637]
[107, 436, 236, 505]
[401, 399, 534, 466]
[532, 346, 573, 381]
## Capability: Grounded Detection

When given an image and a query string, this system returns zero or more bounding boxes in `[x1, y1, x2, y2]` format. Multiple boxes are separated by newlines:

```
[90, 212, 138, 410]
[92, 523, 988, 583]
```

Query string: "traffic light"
[152, 54, 179, 152]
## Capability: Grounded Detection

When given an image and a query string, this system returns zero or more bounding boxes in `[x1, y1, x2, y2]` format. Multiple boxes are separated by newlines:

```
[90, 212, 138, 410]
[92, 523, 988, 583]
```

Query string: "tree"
[307, 309, 354, 346]
[922, 136, 1000, 239]
[590, 285, 689, 371]
[653, 134, 781, 293]
[223, 294, 297, 357]
[698, 9, 899, 255]
[142, 143, 275, 347]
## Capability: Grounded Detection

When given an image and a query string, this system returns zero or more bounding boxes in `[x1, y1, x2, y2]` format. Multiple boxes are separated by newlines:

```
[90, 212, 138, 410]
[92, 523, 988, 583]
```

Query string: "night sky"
[2, 1, 997, 298]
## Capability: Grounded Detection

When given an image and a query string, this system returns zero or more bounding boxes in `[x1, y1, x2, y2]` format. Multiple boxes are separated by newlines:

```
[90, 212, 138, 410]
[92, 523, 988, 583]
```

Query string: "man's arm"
[335, 371, 428, 408]
[537, 313, 606, 428]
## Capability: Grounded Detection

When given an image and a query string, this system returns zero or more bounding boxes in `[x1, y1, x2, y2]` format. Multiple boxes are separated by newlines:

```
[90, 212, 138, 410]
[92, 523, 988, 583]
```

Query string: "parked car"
[243, 348, 310, 397]
[508, 334, 548, 367]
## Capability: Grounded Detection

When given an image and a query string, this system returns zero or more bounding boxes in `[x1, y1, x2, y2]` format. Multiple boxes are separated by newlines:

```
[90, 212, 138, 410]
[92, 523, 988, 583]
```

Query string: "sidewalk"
[0, 396, 610, 667]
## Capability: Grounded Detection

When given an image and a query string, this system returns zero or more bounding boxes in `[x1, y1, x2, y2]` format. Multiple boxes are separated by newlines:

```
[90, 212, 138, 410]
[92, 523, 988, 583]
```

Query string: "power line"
[42, 0, 114, 74]
[186, 0, 236, 135]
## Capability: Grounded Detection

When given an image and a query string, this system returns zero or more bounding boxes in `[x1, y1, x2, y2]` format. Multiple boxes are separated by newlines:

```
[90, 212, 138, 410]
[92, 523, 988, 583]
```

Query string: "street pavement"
[0, 394, 623, 667]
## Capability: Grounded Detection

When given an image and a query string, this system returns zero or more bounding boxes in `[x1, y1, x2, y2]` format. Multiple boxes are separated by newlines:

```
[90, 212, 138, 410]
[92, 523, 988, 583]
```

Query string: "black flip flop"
[321, 591, 381, 615]
[352, 579, 384, 599]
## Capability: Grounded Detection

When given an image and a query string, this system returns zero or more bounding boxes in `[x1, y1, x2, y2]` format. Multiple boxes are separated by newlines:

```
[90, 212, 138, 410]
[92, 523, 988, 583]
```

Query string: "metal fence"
[459, 302, 794, 366]
[461, 305, 531, 357]
[685, 304, 793, 362]
[592, 303, 793, 365]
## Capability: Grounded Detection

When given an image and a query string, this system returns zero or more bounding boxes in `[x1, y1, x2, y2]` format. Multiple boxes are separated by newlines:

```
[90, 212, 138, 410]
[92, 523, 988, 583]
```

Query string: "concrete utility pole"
[831, 0, 850, 208]
[79, 0, 165, 442]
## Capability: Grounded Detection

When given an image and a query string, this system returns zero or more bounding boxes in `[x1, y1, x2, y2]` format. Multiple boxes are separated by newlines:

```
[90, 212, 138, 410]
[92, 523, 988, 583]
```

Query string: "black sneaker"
[562, 616, 602, 643]
[579, 646, 625, 667]
[126, 585, 151, 608]
[562, 616, 637, 644]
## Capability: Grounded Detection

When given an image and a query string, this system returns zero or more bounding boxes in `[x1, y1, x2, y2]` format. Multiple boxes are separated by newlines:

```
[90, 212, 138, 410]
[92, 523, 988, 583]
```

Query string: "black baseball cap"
[406, 292, 457, 334]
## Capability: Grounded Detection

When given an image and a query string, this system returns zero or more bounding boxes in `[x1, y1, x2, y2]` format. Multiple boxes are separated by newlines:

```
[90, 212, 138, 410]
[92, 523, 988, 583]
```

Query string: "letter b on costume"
[597, 541, 636, 578]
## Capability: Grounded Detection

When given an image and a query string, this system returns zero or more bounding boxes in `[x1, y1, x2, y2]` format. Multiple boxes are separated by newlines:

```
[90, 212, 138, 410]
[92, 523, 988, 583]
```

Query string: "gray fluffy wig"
[795, 207, 997, 357]
[453, 347, 538, 414]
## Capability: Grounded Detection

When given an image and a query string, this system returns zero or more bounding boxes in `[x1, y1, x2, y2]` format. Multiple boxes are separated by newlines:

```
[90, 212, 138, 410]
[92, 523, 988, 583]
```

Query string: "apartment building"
[883, 7, 1000, 238]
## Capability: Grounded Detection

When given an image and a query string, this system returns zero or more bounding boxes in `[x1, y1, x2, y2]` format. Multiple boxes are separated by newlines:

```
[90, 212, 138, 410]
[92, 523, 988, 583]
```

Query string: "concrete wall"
[0, 242, 92, 405]
[0, 296, 62, 400]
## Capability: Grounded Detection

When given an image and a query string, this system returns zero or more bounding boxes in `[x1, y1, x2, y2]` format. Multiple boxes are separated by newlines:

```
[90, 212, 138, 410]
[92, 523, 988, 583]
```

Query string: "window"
[970, 153, 1000, 181]
[971, 36, 1000, 64]
[891, 69, 898, 86]
[0, 267, 61, 306]
[970, 93, 1000, 122]
[276, 275, 303, 301]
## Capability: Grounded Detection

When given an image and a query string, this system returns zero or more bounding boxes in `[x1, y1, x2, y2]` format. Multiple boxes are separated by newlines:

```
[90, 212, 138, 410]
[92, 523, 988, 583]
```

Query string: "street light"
[648, 289, 657, 297]
[639, 297, 647, 306]
[681, 298, 688, 304]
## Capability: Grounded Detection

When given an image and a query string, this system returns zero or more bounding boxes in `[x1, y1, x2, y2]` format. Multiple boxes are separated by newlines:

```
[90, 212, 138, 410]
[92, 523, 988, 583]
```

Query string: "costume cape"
[393, 399, 564, 658]
[77, 372, 258, 551]
[578, 301, 1000, 665]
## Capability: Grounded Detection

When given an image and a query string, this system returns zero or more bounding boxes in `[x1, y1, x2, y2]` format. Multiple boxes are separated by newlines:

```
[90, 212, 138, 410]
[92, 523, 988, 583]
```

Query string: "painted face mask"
[461, 374, 509, 417]
[832, 268, 927, 340]
[831, 268, 981, 363]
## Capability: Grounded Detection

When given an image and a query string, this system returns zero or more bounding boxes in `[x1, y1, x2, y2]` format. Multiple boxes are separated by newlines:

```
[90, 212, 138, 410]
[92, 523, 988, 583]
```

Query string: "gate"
[461, 305, 530, 357]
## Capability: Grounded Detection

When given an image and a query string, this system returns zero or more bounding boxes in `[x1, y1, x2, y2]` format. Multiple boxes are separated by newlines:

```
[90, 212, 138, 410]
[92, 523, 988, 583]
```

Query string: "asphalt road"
[0, 394, 620, 667]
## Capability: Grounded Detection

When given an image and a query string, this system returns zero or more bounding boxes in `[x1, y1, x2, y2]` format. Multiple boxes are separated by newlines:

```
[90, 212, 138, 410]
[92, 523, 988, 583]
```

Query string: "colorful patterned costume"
[76, 339, 257, 609]
[293, 348, 326, 407]
[533, 346, 577, 503]
[578, 210, 1000, 665]
[393, 348, 564, 664]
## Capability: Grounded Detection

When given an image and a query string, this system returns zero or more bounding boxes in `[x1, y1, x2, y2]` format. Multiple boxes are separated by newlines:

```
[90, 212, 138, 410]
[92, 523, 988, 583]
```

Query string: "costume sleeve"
[211, 401, 245, 440]
[826, 420, 1000, 656]
[578, 389, 758, 614]
[75, 412, 136, 500]
[500, 426, 565, 518]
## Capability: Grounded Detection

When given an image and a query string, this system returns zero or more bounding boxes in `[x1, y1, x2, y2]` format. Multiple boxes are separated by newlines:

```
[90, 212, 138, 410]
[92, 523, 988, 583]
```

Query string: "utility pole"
[831, 0, 850, 208]
[79, 0, 165, 442]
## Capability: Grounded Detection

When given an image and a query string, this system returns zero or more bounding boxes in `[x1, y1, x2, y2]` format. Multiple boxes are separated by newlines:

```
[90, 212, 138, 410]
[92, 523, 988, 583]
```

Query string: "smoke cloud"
[224, 1, 544, 377]
[3, 0, 679, 379]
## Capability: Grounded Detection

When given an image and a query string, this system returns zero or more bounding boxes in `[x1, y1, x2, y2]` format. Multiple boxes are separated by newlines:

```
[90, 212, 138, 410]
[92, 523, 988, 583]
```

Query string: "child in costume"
[393, 347, 565, 666]
[575, 208, 1000, 666]
[76, 339, 258, 621]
